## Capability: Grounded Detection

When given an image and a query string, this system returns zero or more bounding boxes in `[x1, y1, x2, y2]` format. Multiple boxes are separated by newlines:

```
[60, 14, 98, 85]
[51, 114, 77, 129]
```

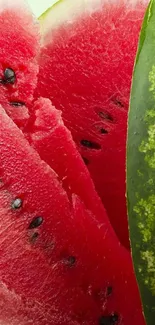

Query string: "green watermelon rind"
[39, 0, 61, 21]
[127, 0, 155, 324]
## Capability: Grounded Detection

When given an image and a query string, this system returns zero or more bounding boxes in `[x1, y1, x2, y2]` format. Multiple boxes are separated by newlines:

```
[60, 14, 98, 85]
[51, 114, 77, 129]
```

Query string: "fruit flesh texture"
[37, 0, 148, 250]
[0, 3, 110, 233]
[26, 97, 113, 227]
[0, 2, 39, 128]
[0, 107, 145, 325]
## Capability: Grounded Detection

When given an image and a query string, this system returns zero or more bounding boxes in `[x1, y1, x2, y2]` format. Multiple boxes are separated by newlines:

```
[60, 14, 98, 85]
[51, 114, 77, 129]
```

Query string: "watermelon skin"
[0, 107, 145, 324]
[37, 0, 148, 249]
[26, 97, 113, 227]
[0, 1, 39, 128]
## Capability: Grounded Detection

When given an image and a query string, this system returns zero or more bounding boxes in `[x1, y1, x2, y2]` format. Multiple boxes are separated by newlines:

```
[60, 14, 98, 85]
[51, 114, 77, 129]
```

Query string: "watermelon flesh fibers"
[26, 97, 113, 227]
[37, 0, 148, 249]
[0, 106, 145, 325]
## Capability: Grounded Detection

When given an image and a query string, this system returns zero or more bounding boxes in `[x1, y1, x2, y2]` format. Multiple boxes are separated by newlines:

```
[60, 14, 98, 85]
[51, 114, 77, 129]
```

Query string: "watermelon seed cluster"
[80, 105, 119, 153]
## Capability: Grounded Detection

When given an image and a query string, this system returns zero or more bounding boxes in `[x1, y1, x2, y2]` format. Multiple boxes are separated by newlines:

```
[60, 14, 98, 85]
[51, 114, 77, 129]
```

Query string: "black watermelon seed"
[99, 314, 119, 325]
[4, 68, 16, 84]
[30, 232, 39, 243]
[66, 256, 76, 266]
[12, 198, 23, 210]
[110, 314, 119, 324]
[82, 156, 89, 165]
[113, 98, 124, 108]
[107, 286, 113, 296]
[81, 140, 101, 150]
[9, 101, 25, 107]
[100, 128, 108, 134]
[28, 216, 43, 229]
[98, 111, 114, 122]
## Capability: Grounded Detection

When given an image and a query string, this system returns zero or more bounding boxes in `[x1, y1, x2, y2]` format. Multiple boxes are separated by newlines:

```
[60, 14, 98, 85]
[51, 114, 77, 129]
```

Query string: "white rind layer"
[39, 0, 148, 37]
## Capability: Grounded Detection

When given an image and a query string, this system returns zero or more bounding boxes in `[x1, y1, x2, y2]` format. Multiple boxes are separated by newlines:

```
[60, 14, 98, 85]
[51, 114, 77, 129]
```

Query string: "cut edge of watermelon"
[28, 97, 116, 235]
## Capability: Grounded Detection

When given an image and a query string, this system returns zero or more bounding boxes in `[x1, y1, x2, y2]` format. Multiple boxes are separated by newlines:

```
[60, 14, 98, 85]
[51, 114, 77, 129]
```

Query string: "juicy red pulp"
[0, 8, 39, 128]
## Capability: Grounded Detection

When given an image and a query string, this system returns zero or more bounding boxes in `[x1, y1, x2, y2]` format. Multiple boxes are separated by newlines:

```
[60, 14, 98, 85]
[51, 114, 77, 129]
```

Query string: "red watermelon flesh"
[0, 1, 114, 244]
[37, 0, 148, 249]
[0, 107, 145, 324]
[0, 0, 39, 128]
[26, 97, 112, 227]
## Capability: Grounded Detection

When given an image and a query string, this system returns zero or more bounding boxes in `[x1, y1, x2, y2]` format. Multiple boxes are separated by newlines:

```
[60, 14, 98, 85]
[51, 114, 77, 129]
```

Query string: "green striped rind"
[39, 0, 61, 21]
[127, 0, 155, 323]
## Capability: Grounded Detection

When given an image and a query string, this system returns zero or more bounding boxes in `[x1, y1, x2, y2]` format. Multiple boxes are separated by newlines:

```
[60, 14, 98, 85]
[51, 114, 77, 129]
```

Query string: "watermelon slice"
[0, 106, 145, 325]
[0, 0, 39, 128]
[26, 97, 112, 226]
[37, 0, 148, 249]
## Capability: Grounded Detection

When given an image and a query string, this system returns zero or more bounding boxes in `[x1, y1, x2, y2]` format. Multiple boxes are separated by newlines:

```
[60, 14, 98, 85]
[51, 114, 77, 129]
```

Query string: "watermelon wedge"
[37, 0, 148, 249]
[0, 106, 145, 324]
[0, 0, 39, 128]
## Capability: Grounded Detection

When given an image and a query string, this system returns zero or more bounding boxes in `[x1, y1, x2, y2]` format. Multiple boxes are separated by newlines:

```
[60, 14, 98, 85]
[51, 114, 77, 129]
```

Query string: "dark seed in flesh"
[4, 68, 16, 84]
[100, 128, 108, 134]
[80, 140, 101, 150]
[98, 111, 114, 122]
[28, 216, 43, 229]
[9, 101, 25, 107]
[66, 256, 76, 266]
[113, 98, 124, 108]
[30, 232, 39, 243]
[110, 314, 119, 324]
[106, 286, 113, 296]
[99, 313, 119, 325]
[12, 198, 23, 210]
